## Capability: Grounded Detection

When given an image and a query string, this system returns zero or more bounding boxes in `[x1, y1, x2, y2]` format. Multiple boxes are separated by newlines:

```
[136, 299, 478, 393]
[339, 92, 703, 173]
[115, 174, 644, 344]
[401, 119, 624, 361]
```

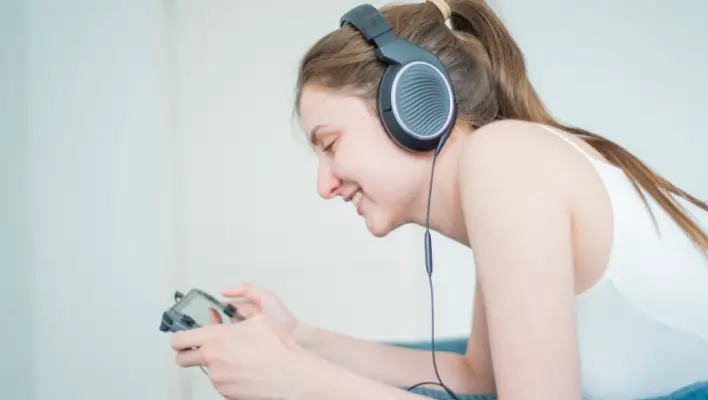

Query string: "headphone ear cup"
[378, 61, 455, 153]
[378, 65, 414, 149]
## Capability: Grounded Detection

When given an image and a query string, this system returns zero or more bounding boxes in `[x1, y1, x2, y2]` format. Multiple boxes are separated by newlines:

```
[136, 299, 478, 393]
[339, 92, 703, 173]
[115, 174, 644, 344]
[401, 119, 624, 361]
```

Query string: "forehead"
[299, 86, 371, 143]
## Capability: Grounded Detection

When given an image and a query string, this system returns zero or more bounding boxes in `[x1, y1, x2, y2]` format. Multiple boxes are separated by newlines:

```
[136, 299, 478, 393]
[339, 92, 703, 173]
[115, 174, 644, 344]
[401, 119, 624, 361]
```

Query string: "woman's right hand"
[215, 282, 306, 343]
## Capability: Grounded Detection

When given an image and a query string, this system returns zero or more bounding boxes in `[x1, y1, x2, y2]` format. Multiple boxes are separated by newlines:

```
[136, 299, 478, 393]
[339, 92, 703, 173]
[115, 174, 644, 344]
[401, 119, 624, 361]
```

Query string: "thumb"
[208, 307, 223, 324]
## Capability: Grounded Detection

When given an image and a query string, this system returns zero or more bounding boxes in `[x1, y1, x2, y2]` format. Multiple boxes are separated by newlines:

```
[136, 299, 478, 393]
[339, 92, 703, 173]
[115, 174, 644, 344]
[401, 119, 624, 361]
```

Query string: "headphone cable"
[406, 137, 461, 400]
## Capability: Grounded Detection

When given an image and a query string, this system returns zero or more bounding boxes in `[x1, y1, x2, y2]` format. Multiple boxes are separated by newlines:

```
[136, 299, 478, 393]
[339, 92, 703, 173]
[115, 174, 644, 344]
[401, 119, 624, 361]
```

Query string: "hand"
[216, 282, 304, 341]
[171, 313, 306, 400]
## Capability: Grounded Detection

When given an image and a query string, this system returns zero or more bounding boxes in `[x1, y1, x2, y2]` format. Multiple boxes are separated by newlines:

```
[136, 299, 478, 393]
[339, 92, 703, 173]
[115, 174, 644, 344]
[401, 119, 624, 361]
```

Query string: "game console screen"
[172, 290, 231, 327]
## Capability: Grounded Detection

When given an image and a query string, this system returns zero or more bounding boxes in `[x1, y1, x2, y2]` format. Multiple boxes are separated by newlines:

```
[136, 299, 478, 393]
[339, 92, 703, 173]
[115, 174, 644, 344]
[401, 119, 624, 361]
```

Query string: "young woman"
[170, 1, 708, 399]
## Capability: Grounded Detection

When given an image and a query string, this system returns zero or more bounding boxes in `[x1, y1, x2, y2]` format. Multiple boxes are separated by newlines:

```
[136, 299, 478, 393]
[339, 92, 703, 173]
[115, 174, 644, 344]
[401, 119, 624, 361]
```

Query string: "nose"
[317, 161, 341, 200]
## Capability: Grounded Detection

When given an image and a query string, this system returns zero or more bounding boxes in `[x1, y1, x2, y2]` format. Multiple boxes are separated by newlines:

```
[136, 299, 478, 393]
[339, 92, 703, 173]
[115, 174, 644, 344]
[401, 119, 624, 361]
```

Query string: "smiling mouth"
[351, 190, 363, 209]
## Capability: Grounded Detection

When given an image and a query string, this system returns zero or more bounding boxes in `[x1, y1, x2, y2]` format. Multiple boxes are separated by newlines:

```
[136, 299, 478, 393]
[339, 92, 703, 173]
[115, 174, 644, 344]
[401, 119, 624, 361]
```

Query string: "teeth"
[351, 191, 362, 208]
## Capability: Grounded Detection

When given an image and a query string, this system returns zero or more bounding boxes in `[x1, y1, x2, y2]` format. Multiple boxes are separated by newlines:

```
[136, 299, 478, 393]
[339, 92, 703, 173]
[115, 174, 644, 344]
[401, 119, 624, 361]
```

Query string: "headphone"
[340, 4, 457, 154]
[340, 5, 461, 400]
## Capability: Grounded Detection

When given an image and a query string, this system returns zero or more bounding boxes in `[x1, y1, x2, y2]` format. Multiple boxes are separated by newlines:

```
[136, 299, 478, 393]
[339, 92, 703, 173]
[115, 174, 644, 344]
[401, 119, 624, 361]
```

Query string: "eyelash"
[323, 141, 335, 155]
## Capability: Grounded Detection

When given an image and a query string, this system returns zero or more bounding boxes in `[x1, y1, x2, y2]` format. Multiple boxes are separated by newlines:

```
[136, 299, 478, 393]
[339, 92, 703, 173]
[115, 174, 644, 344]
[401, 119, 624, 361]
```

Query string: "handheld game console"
[159, 288, 245, 332]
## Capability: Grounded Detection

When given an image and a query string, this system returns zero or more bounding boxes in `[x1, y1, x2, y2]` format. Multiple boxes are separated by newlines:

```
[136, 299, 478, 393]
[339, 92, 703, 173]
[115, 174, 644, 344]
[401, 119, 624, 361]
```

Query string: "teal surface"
[387, 338, 708, 400]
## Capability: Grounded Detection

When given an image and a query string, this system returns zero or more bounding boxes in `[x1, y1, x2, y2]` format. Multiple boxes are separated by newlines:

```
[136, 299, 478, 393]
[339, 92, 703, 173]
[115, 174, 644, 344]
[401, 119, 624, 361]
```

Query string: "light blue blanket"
[389, 339, 708, 400]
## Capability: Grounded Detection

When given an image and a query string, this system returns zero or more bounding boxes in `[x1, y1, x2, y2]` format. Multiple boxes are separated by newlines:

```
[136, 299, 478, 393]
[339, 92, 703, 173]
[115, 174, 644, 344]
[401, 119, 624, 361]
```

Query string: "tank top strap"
[534, 123, 600, 166]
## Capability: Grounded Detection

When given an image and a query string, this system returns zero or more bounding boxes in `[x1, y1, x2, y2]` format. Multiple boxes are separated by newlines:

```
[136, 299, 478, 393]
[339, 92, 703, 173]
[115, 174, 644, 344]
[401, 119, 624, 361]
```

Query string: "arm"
[295, 350, 434, 400]
[295, 322, 493, 394]
[457, 121, 583, 400]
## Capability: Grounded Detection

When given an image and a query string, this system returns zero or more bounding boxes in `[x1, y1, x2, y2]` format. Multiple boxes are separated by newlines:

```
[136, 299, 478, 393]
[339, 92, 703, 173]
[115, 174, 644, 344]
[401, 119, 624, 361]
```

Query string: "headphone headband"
[340, 4, 396, 49]
[339, 4, 457, 153]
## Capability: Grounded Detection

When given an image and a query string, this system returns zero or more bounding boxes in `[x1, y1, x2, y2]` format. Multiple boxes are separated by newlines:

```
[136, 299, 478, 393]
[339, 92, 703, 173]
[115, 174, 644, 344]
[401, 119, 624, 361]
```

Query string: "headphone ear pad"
[378, 62, 455, 153]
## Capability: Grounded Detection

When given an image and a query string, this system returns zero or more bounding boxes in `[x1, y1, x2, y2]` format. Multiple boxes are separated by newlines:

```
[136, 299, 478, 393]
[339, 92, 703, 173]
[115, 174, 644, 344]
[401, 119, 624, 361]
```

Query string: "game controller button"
[174, 291, 184, 302]
[224, 304, 237, 317]
[182, 315, 196, 327]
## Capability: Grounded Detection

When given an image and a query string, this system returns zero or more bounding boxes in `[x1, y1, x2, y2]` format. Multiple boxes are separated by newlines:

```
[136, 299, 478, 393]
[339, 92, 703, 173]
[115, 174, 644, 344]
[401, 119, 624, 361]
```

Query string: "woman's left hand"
[170, 313, 308, 400]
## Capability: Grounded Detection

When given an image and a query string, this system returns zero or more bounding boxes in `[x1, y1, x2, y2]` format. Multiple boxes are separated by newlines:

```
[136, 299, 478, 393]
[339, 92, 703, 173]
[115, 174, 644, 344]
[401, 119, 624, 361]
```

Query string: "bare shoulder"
[456, 119, 577, 247]
[459, 119, 589, 166]
[460, 119, 554, 148]
[457, 119, 582, 203]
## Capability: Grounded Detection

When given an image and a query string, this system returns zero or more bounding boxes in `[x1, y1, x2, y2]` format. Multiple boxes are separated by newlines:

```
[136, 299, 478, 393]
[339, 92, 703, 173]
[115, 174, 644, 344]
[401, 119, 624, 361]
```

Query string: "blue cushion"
[389, 338, 469, 355]
[386, 339, 708, 400]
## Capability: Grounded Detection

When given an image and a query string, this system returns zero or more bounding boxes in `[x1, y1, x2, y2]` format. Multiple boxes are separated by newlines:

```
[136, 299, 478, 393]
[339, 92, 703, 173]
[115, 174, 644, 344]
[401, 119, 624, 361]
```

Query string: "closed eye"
[323, 141, 336, 155]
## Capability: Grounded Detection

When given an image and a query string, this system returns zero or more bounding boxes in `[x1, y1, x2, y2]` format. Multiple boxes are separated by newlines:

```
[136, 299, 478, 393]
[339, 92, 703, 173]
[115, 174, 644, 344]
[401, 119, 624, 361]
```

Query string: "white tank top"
[537, 124, 708, 399]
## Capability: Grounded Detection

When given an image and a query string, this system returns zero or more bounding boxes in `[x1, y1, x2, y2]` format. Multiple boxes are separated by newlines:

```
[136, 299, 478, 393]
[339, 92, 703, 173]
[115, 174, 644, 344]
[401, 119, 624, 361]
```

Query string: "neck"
[415, 135, 470, 246]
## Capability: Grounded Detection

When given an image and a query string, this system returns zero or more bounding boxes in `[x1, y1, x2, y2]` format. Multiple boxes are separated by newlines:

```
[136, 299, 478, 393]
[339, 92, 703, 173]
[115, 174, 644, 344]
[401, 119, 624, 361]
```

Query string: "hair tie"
[426, 0, 451, 21]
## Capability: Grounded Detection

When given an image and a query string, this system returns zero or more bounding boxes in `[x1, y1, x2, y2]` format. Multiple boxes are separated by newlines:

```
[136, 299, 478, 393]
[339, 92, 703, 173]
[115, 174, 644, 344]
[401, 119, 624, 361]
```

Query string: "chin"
[364, 214, 403, 238]
[367, 225, 391, 238]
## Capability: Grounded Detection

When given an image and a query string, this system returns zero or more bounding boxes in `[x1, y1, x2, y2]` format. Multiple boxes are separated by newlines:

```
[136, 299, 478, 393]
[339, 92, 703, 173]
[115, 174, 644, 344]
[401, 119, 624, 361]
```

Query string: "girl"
[170, 1, 708, 399]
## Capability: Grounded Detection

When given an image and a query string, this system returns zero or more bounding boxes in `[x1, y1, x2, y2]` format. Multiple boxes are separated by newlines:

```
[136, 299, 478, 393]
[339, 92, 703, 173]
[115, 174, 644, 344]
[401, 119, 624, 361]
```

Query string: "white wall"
[500, 0, 708, 195]
[1, 0, 181, 399]
[0, 1, 33, 399]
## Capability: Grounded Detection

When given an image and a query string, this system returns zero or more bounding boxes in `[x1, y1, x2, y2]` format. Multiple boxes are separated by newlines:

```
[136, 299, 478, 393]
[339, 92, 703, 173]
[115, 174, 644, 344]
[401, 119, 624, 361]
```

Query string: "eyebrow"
[308, 124, 332, 146]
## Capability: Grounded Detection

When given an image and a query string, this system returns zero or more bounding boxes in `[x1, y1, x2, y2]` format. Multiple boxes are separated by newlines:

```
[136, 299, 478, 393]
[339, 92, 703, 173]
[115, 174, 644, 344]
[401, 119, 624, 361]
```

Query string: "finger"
[214, 298, 258, 319]
[174, 348, 206, 368]
[220, 281, 254, 297]
[231, 301, 258, 319]
[208, 307, 223, 324]
[221, 282, 269, 304]
[171, 326, 218, 351]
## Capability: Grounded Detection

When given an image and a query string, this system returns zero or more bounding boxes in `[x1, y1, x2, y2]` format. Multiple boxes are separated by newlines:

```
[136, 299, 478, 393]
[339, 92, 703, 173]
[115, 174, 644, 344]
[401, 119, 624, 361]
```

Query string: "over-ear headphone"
[340, 4, 457, 153]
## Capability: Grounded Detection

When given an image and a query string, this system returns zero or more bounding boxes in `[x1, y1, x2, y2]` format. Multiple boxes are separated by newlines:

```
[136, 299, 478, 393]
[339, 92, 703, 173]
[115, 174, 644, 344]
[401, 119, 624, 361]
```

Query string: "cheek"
[352, 157, 421, 207]
[333, 150, 380, 188]
[333, 130, 423, 207]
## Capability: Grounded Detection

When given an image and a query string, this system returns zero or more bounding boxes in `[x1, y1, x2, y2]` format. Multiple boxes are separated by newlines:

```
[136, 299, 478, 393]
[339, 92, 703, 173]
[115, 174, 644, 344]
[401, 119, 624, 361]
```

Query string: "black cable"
[406, 137, 461, 400]
[405, 273, 461, 399]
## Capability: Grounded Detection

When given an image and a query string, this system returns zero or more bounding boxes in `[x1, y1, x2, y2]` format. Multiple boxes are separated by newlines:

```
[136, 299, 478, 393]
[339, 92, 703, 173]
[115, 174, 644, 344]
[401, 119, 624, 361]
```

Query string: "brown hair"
[294, 0, 708, 252]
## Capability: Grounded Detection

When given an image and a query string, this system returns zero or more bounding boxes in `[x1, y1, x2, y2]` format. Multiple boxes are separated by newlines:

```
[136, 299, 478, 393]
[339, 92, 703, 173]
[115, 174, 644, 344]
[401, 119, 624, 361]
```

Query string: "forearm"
[295, 323, 490, 394]
[295, 350, 432, 400]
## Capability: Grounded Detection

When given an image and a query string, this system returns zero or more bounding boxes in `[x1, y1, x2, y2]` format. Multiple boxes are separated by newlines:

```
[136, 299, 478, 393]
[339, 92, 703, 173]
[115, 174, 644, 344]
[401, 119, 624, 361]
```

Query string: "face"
[298, 84, 430, 237]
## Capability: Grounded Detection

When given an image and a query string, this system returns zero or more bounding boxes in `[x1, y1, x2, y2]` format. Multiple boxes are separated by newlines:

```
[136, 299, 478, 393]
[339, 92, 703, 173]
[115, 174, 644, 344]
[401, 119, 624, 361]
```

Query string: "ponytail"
[448, 0, 708, 253]
[448, 0, 554, 123]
